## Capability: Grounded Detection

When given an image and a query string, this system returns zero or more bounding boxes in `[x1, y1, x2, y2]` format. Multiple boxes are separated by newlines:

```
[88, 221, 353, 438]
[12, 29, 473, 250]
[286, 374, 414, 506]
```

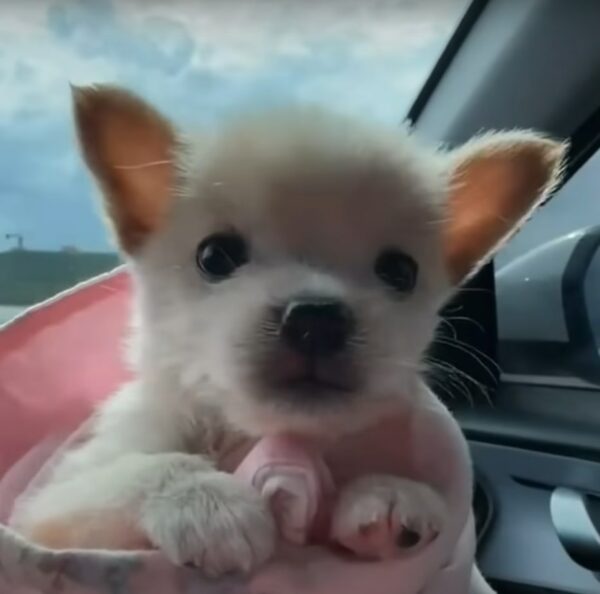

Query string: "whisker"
[433, 371, 472, 404]
[437, 318, 458, 340]
[425, 371, 458, 402]
[113, 159, 173, 170]
[259, 327, 280, 338]
[348, 331, 369, 347]
[424, 358, 473, 404]
[452, 287, 494, 296]
[438, 335, 500, 373]
[425, 355, 493, 407]
[443, 305, 464, 315]
[443, 315, 485, 334]
[433, 337, 499, 384]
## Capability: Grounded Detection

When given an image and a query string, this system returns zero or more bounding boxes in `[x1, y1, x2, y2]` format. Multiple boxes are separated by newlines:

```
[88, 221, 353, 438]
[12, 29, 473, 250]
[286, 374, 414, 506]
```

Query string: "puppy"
[12, 85, 565, 576]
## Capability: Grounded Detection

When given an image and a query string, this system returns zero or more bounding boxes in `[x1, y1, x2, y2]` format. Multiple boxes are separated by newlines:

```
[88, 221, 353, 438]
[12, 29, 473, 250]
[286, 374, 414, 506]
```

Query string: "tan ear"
[444, 131, 567, 283]
[72, 84, 177, 253]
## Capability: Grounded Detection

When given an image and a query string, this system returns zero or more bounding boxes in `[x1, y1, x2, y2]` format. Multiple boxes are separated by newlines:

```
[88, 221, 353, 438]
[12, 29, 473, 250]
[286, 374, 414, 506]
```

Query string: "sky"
[0, 0, 467, 253]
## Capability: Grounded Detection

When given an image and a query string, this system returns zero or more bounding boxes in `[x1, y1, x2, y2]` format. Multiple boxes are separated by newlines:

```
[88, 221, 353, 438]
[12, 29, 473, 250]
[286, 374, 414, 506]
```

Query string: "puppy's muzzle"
[280, 298, 354, 358]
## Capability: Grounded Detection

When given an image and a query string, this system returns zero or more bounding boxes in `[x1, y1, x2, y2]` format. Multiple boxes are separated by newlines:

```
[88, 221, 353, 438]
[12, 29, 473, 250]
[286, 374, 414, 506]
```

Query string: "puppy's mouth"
[277, 369, 353, 394]
[264, 351, 360, 401]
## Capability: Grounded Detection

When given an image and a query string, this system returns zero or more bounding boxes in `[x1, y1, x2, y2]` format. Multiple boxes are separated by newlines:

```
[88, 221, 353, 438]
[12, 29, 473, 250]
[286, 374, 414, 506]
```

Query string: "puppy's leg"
[13, 385, 276, 576]
[15, 452, 276, 575]
[330, 475, 446, 559]
[139, 458, 276, 574]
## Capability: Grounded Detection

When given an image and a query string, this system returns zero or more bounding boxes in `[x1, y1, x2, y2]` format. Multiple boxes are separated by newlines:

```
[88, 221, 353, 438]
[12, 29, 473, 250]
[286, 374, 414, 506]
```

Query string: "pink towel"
[0, 268, 488, 594]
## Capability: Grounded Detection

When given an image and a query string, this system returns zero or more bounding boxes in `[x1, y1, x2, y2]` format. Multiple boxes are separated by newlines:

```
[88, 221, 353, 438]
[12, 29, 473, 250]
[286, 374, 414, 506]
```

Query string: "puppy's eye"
[375, 249, 418, 293]
[196, 233, 248, 282]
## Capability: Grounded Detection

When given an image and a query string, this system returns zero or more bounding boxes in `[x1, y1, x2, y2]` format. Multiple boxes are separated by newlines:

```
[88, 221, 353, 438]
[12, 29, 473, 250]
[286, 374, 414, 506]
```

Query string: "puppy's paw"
[330, 475, 445, 560]
[141, 471, 276, 576]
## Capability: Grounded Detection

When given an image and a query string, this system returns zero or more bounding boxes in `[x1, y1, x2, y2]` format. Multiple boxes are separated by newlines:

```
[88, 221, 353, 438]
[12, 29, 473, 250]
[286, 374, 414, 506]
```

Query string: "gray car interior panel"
[416, 0, 600, 146]
[472, 442, 600, 594]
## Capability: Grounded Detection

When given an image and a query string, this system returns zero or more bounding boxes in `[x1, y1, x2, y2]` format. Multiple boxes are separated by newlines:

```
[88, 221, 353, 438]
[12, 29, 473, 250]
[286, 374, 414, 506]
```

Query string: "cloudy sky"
[0, 0, 468, 253]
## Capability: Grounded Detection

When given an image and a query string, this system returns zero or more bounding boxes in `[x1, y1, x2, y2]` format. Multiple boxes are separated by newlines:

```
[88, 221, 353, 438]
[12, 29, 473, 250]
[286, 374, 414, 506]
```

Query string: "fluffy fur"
[12, 86, 566, 576]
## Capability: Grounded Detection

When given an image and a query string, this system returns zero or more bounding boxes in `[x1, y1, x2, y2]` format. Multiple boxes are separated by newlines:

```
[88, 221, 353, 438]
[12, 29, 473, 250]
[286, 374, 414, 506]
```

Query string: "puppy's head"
[73, 85, 566, 437]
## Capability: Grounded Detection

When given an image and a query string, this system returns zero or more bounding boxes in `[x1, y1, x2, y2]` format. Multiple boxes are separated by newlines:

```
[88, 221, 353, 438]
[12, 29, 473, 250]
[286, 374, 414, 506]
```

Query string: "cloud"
[0, 0, 468, 252]
[47, 0, 195, 75]
[0, 0, 467, 122]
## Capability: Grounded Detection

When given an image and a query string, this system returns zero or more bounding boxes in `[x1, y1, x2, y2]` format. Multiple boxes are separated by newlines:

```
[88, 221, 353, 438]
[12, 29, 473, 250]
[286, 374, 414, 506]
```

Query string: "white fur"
[13, 104, 561, 574]
[140, 469, 275, 573]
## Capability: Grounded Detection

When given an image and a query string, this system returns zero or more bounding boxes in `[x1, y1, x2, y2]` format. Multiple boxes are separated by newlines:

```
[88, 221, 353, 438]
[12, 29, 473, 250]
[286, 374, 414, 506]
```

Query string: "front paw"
[140, 471, 276, 576]
[330, 475, 445, 560]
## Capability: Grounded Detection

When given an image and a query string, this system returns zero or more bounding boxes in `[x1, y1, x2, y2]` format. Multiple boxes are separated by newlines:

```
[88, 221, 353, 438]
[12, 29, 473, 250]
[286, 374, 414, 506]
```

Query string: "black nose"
[280, 298, 354, 357]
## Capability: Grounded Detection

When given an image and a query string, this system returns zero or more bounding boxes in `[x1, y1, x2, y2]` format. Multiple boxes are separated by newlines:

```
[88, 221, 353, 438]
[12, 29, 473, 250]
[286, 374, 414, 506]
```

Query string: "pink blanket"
[0, 269, 486, 594]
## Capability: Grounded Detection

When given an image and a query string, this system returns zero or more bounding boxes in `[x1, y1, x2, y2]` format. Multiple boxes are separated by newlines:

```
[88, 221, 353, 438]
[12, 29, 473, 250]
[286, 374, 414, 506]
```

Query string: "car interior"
[2, 1, 600, 593]
[421, 2, 600, 593]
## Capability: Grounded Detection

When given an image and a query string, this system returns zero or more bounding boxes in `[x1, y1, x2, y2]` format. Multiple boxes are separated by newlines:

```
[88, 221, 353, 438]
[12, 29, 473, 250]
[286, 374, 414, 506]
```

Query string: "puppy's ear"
[443, 131, 567, 283]
[72, 84, 177, 253]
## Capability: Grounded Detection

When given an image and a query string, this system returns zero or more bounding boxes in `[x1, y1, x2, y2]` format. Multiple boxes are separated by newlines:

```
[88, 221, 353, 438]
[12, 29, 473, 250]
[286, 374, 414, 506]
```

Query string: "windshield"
[0, 0, 469, 322]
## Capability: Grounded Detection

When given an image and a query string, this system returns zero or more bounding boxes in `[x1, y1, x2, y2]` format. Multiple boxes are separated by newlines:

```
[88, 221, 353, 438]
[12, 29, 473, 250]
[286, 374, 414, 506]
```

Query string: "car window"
[0, 0, 469, 325]
[496, 145, 600, 388]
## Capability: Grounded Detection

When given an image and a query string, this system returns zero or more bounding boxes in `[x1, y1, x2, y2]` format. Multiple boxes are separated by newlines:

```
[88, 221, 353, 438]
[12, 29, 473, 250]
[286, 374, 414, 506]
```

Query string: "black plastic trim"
[406, 0, 490, 125]
[427, 262, 499, 407]
[461, 413, 600, 464]
[564, 102, 600, 182]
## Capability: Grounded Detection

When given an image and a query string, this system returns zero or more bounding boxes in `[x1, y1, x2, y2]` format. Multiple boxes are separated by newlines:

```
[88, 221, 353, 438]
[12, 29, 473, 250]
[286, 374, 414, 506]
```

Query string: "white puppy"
[12, 86, 565, 576]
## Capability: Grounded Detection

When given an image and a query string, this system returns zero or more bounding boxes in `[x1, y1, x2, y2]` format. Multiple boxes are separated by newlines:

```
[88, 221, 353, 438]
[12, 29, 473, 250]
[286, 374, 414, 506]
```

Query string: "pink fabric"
[0, 268, 132, 477]
[0, 269, 481, 594]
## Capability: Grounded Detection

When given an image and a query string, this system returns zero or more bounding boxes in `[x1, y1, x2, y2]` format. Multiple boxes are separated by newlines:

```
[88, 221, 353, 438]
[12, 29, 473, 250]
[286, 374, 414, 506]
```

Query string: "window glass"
[496, 146, 600, 387]
[0, 0, 468, 324]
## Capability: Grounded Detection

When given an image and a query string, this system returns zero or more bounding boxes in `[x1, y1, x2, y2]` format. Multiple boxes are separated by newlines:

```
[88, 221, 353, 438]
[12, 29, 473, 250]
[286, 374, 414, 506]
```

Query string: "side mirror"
[496, 225, 600, 385]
